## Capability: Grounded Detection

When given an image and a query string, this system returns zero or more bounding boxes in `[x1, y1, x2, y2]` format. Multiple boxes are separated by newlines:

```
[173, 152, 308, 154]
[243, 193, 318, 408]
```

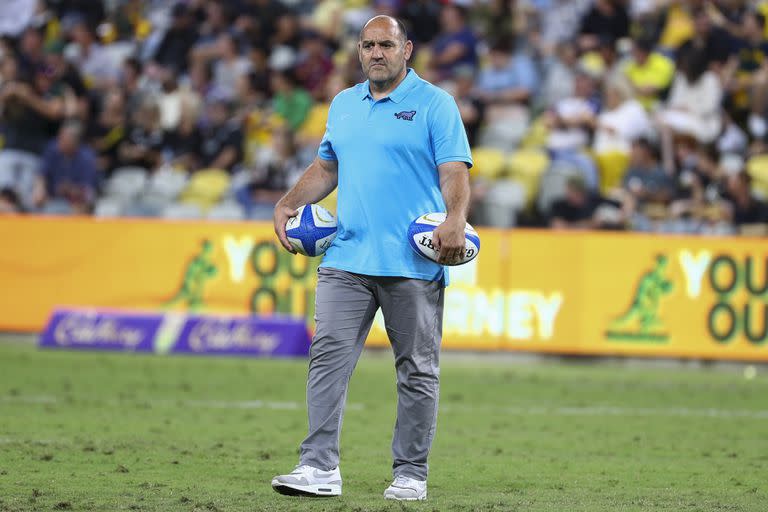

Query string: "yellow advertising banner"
[0, 217, 765, 360]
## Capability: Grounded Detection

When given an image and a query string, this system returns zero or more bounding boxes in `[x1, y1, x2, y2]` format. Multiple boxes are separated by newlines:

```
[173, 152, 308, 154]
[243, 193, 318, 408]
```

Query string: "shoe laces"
[393, 475, 413, 486]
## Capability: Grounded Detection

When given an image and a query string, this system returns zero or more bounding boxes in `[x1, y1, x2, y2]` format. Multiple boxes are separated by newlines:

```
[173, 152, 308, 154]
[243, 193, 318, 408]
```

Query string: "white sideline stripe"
[3, 395, 766, 419]
[0, 395, 58, 404]
[440, 404, 768, 419]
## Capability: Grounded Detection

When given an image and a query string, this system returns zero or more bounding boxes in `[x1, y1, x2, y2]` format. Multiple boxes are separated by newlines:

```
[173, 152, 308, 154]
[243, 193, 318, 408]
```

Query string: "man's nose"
[371, 45, 383, 58]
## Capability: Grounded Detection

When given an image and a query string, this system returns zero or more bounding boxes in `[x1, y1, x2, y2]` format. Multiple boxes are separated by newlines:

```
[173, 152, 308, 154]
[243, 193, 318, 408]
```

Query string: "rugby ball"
[407, 212, 480, 266]
[285, 203, 337, 257]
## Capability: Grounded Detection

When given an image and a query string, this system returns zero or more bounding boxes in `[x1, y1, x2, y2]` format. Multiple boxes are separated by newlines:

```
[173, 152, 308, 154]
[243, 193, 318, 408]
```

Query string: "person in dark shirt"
[151, 2, 199, 74]
[431, 3, 478, 81]
[163, 110, 203, 171]
[677, 7, 732, 70]
[623, 138, 675, 206]
[196, 99, 243, 172]
[398, 0, 441, 46]
[550, 175, 626, 230]
[87, 88, 127, 175]
[724, 171, 768, 226]
[723, 10, 768, 130]
[452, 65, 484, 147]
[117, 101, 164, 171]
[34, 120, 99, 214]
[578, 0, 629, 52]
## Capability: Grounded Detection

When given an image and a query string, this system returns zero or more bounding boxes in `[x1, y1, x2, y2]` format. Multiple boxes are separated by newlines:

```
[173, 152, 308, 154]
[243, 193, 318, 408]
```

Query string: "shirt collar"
[360, 68, 418, 103]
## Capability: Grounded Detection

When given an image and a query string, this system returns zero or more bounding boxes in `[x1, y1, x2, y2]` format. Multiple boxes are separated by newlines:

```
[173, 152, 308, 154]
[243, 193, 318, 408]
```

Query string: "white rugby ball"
[285, 203, 337, 257]
[407, 212, 480, 266]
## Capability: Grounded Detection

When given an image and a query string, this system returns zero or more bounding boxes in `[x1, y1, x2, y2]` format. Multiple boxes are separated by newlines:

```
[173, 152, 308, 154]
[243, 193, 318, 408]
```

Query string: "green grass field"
[0, 338, 766, 512]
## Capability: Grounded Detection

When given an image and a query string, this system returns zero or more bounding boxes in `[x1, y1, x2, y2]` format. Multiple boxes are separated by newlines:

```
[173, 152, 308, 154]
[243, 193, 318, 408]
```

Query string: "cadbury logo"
[188, 320, 279, 353]
[53, 314, 144, 348]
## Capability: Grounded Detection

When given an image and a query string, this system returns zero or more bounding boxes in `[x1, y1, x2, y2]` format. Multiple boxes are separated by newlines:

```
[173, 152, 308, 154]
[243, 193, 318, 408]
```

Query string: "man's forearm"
[278, 157, 338, 209]
[439, 162, 471, 223]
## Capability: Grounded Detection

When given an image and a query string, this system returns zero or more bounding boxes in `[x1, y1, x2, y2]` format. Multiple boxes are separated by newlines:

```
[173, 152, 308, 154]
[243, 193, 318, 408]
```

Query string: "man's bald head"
[359, 15, 408, 44]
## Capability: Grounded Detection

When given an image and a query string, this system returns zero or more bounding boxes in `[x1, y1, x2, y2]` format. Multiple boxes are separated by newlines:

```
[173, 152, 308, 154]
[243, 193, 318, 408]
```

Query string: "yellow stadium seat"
[507, 149, 549, 178]
[471, 146, 506, 180]
[746, 154, 768, 199]
[519, 114, 549, 149]
[180, 168, 231, 210]
[595, 151, 630, 194]
[506, 149, 550, 205]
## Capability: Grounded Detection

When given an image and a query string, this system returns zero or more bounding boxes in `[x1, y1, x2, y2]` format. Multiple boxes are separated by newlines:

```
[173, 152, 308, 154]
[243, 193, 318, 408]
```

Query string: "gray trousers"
[299, 267, 444, 480]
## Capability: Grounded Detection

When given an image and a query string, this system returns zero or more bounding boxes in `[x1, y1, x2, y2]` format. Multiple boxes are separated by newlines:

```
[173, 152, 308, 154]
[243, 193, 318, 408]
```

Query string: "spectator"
[431, 3, 478, 81]
[545, 69, 601, 189]
[117, 100, 164, 171]
[537, 42, 578, 112]
[677, 6, 732, 71]
[657, 47, 723, 144]
[211, 32, 251, 102]
[87, 88, 127, 174]
[163, 109, 202, 171]
[723, 171, 768, 226]
[623, 137, 675, 208]
[722, 10, 768, 137]
[150, 2, 199, 75]
[0, 59, 65, 208]
[453, 66, 484, 148]
[121, 57, 147, 112]
[17, 26, 46, 80]
[294, 31, 334, 101]
[399, 0, 441, 46]
[157, 70, 200, 132]
[524, 0, 593, 54]
[239, 0, 292, 51]
[593, 75, 652, 155]
[550, 175, 626, 230]
[34, 120, 99, 214]
[622, 37, 675, 110]
[236, 126, 310, 219]
[197, 99, 243, 172]
[270, 69, 313, 132]
[64, 18, 119, 88]
[0, 187, 22, 213]
[475, 39, 539, 107]
[578, 0, 629, 52]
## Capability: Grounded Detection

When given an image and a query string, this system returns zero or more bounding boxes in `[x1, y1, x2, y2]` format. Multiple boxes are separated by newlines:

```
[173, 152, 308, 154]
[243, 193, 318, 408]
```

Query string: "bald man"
[271, 15, 473, 501]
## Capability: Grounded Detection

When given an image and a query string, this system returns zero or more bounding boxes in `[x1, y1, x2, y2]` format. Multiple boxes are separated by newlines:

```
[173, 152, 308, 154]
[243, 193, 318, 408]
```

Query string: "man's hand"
[431, 217, 466, 265]
[273, 203, 299, 254]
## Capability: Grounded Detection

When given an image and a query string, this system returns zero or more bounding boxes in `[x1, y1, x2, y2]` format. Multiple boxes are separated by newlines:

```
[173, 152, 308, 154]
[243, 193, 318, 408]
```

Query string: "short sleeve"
[318, 98, 337, 161]
[428, 92, 473, 169]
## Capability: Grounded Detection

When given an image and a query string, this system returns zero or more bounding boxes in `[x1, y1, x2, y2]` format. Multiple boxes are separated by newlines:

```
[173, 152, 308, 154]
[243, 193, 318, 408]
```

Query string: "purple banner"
[38, 309, 311, 357]
[172, 315, 310, 357]
[39, 309, 161, 352]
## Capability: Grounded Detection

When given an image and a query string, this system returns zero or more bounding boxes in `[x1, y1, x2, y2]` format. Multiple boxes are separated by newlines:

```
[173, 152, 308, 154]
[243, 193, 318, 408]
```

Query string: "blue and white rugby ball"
[285, 203, 337, 257]
[407, 212, 480, 266]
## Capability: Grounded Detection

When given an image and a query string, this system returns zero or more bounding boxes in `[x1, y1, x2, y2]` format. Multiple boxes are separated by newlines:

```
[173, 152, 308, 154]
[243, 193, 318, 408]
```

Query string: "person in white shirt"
[593, 74, 653, 155]
[656, 47, 723, 144]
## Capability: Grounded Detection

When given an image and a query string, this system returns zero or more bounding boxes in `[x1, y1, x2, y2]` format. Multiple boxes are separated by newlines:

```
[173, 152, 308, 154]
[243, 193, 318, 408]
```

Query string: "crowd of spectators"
[0, 0, 767, 235]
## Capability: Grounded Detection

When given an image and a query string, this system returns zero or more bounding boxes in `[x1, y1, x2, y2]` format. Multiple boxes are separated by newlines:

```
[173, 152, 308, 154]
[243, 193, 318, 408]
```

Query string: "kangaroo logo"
[394, 110, 416, 121]
[605, 254, 673, 343]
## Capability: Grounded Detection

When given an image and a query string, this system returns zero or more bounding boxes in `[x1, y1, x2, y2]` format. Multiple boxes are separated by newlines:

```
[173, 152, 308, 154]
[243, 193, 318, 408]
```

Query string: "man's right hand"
[274, 203, 299, 254]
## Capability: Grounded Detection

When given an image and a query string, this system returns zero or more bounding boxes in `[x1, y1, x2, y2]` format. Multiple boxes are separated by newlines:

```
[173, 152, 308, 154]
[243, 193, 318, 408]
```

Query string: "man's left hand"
[431, 217, 466, 265]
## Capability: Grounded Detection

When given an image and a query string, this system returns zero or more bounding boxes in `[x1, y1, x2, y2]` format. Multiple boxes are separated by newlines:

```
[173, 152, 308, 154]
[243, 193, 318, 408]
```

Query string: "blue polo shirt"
[318, 68, 472, 282]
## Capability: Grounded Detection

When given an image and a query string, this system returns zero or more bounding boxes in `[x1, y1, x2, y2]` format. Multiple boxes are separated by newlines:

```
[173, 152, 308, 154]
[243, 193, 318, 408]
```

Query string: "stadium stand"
[0, 0, 767, 233]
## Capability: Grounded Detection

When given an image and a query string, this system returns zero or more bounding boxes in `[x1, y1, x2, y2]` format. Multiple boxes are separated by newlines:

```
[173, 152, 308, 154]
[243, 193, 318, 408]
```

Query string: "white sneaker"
[271, 464, 342, 497]
[383, 475, 427, 501]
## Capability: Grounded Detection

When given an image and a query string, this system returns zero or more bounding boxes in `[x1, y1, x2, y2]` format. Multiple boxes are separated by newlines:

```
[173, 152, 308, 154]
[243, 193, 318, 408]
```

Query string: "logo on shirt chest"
[394, 110, 416, 121]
